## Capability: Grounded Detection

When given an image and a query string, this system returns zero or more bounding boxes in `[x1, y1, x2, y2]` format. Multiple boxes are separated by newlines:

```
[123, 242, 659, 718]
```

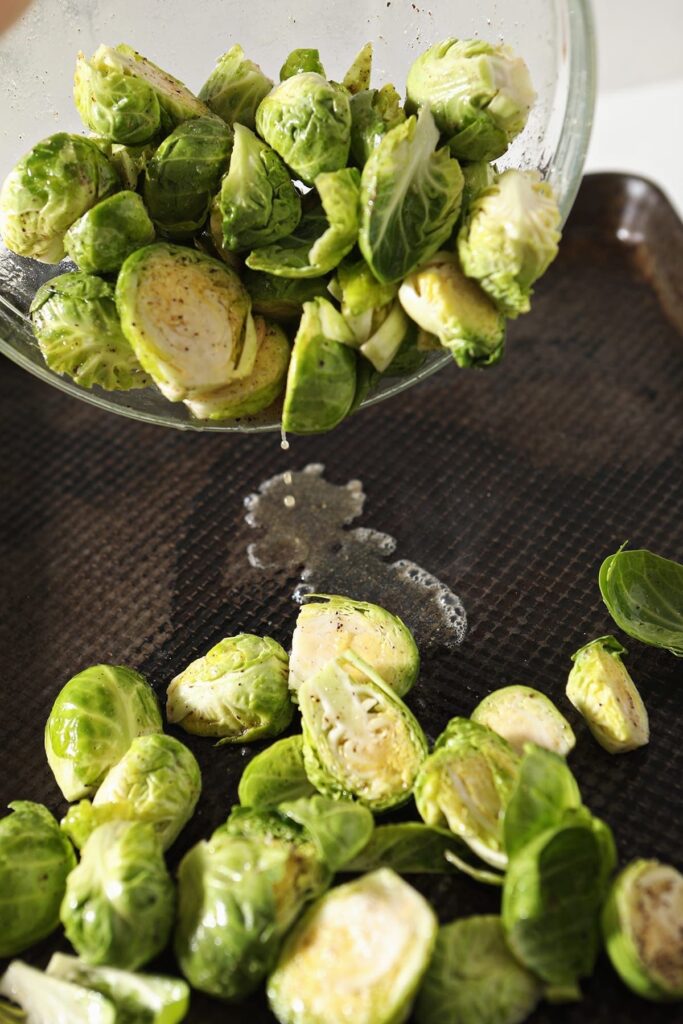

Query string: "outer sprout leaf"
[279, 49, 326, 80]
[238, 735, 317, 808]
[503, 744, 582, 859]
[0, 962, 115, 1024]
[342, 43, 372, 95]
[345, 822, 490, 876]
[349, 84, 406, 166]
[278, 796, 374, 872]
[599, 547, 683, 657]
[64, 191, 155, 273]
[199, 44, 273, 129]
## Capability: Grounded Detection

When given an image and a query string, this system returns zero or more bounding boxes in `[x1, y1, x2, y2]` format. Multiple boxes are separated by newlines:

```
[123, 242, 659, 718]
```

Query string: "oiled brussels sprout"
[110, 140, 158, 189]
[0, 802, 76, 958]
[0, 133, 119, 263]
[238, 735, 317, 808]
[300, 650, 428, 811]
[566, 636, 649, 753]
[61, 821, 175, 971]
[349, 84, 405, 166]
[342, 43, 373, 95]
[472, 685, 576, 756]
[199, 44, 273, 129]
[244, 269, 330, 321]
[44, 664, 162, 802]
[330, 257, 410, 371]
[256, 73, 351, 185]
[64, 191, 155, 273]
[0, 961, 115, 1024]
[602, 859, 683, 1002]
[166, 633, 292, 742]
[267, 869, 437, 1024]
[30, 273, 150, 391]
[289, 594, 419, 700]
[502, 744, 582, 860]
[279, 49, 326, 81]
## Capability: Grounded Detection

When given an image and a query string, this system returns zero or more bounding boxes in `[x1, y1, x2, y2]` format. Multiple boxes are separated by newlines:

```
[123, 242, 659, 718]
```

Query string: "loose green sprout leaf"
[220, 806, 305, 847]
[256, 73, 351, 184]
[0, 802, 76, 958]
[349, 84, 406, 167]
[30, 273, 150, 391]
[238, 735, 317, 808]
[0, 962, 115, 1024]
[46, 955, 190, 1024]
[602, 859, 683, 1002]
[277, 796, 374, 872]
[64, 191, 155, 273]
[300, 650, 428, 811]
[267, 869, 437, 1024]
[44, 664, 162, 802]
[0, 999, 25, 1024]
[279, 49, 326, 81]
[443, 849, 505, 886]
[458, 169, 561, 318]
[460, 159, 496, 216]
[383, 323, 427, 377]
[199, 44, 273, 130]
[0, 133, 119, 263]
[61, 821, 175, 970]
[289, 594, 419, 699]
[110, 141, 158, 189]
[348, 354, 380, 413]
[345, 822, 484, 875]
[415, 916, 542, 1024]
[144, 116, 233, 237]
[244, 269, 330, 321]
[599, 547, 683, 657]
[360, 301, 411, 372]
[359, 107, 464, 284]
[472, 685, 576, 756]
[406, 38, 535, 161]
[334, 257, 397, 321]
[567, 636, 649, 753]
[342, 43, 372, 95]
[503, 744, 582, 859]
[166, 633, 293, 742]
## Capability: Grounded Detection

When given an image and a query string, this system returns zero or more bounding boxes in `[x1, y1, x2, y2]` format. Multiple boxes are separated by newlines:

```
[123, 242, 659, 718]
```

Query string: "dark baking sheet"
[1, 173, 682, 1022]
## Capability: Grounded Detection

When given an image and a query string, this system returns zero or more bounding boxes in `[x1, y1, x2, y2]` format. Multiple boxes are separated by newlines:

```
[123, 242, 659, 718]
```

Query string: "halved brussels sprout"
[342, 43, 372, 95]
[185, 317, 290, 421]
[0, 802, 76, 958]
[602, 859, 683, 1002]
[0, 133, 119, 263]
[110, 141, 158, 189]
[244, 269, 330, 321]
[61, 821, 175, 971]
[359, 108, 464, 284]
[143, 116, 232, 237]
[64, 191, 155, 273]
[289, 594, 419, 700]
[116, 243, 255, 401]
[238, 735, 317, 808]
[299, 649, 428, 811]
[415, 717, 520, 868]
[472, 685, 576, 756]
[267, 869, 437, 1024]
[0, 961, 115, 1024]
[458, 169, 561, 318]
[61, 733, 201, 852]
[566, 636, 649, 754]
[281, 297, 357, 434]
[199, 44, 273, 130]
[30, 272, 151, 391]
[166, 633, 292, 741]
[399, 251, 505, 368]
[349, 84, 406, 167]
[406, 39, 535, 161]
[44, 664, 162, 802]
[279, 49, 326, 81]
[256, 73, 351, 185]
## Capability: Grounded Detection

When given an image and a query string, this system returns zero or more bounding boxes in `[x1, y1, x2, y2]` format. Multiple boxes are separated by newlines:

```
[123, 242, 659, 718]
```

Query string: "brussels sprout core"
[472, 685, 576, 756]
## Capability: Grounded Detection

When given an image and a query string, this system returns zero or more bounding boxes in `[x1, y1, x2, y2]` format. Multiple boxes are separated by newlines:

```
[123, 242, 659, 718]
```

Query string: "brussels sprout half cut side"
[472, 685, 576, 756]
[200, 44, 273, 130]
[64, 191, 155, 273]
[0, 961, 115, 1024]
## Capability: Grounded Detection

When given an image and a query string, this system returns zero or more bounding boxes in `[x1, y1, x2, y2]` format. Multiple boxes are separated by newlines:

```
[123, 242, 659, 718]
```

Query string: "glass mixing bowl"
[0, 0, 596, 432]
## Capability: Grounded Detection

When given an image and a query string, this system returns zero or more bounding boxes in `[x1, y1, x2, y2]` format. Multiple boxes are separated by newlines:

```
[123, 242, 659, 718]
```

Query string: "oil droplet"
[280, 425, 289, 451]
[284, 495, 296, 509]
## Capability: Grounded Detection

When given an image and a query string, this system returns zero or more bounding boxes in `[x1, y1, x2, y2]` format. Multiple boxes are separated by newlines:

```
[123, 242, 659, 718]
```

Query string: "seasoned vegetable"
[566, 636, 649, 754]
[110, 141, 158, 189]
[238, 735, 317, 808]
[64, 191, 155, 273]
[279, 49, 326, 81]
[199, 44, 273, 130]
[472, 685, 576, 756]
[0, 962, 114, 1024]
[0, 803, 76, 958]
[349, 84, 406, 166]
[460, 159, 496, 216]
[44, 664, 162, 802]
[599, 547, 683, 657]
[503, 744, 582, 859]
[267, 869, 437, 1024]
[342, 43, 373, 95]
[243, 269, 329, 321]
[166, 633, 293, 742]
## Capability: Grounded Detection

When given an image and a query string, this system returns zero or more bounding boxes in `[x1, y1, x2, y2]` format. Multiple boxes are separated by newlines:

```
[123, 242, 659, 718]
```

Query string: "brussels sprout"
[345, 822, 485, 876]
[279, 49, 326, 81]
[116, 243, 255, 401]
[289, 594, 419, 700]
[398, 251, 505, 368]
[44, 664, 162, 802]
[61, 821, 175, 970]
[502, 744, 582, 860]
[458, 169, 561, 318]
[0, 962, 115, 1024]
[61, 733, 201, 852]
[460, 159, 496, 216]
[383, 323, 427, 377]
[256, 73, 351, 185]
[333, 257, 397, 325]
[406, 39, 535, 161]
[185, 317, 290, 421]
[238, 735, 317, 808]
[144, 116, 233, 237]
[30, 272, 150, 391]
[566, 636, 649, 754]
[300, 649, 428, 811]
[247, 168, 360, 278]
[110, 141, 158, 189]
[342, 43, 372, 95]
[0, 802, 76, 957]
[46, 955, 190, 1024]
[74, 44, 208, 144]
[281, 298, 357, 434]
[348, 355, 381, 414]
[268, 869, 437, 1024]
[244, 268, 330, 321]
[472, 685, 576, 756]
[0, 133, 119, 263]
[166, 633, 292, 742]
[359, 108, 464, 284]
[599, 546, 683, 657]
[415, 717, 520, 868]
[64, 191, 155, 274]
[415, 916, 542, 1024]
[349, 84, 406, 167]
[0, 997, 24, 1024]
[199, 44, 273, 130]
[211, 124, 301, 252]
[602, 859, 683, 1002]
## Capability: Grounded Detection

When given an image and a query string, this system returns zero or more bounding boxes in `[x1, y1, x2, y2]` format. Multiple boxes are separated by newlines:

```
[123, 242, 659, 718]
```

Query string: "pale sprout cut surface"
[566, 641, 649, 754]
[630, 864, 683, 991]
[472, 685, 576, 756]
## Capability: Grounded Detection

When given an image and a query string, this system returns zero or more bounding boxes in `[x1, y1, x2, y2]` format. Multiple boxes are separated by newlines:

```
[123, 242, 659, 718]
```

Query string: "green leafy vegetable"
[0, 962, 115, 1024]
[345, 822, 482, 874]
[279, 49, 326, 81]
[567, 636, 649, 753]
[342, 43, 372, 95]
[503, 744, 582, 859]
[64, 190, 155, 273]
[599, 547, 683, 657]
[277, 795, 374, 872]
[199, 44, 273, 130]
[349, 84, 406, 166]
[243, 270, 330, 321]
[238, 735, 317, 808]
